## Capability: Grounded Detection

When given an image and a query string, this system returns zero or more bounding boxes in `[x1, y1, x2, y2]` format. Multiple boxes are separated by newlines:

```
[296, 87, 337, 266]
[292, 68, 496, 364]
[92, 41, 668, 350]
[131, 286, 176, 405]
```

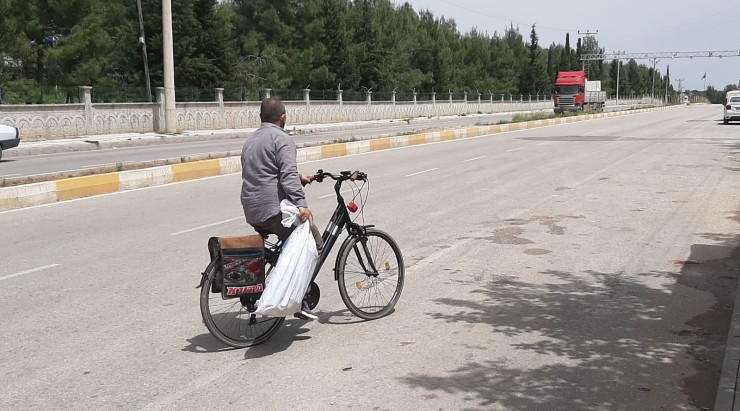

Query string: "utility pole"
[578, 30, 599, 78]
[614, 51, 623, 106]
[162, 0, 176, 132]
[665, 70, 669, 104]
[650, 58, 660, 104]
[136, 0, 152, 103]
[616, 59, 620, 106]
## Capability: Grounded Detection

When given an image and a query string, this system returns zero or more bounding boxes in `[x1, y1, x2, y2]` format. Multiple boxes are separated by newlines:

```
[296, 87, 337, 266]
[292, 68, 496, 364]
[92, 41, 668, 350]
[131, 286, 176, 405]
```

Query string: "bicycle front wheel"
[200, 260, 284, 348]
[337, 229, 404, 320]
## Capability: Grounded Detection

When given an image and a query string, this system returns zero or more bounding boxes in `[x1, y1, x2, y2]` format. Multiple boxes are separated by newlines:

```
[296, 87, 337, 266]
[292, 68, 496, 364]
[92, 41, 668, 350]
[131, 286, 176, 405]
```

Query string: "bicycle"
[197, 169, 405, 348]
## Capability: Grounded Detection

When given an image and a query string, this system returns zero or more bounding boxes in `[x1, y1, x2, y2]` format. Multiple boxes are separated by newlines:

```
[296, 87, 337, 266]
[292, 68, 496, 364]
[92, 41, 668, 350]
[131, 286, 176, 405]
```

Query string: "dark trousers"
[252, 213, 324, 249]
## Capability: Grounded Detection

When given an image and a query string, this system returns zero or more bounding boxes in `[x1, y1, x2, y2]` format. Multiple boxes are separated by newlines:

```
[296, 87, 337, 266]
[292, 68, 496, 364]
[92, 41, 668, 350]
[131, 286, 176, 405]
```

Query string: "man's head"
[260, 98, 286, 128]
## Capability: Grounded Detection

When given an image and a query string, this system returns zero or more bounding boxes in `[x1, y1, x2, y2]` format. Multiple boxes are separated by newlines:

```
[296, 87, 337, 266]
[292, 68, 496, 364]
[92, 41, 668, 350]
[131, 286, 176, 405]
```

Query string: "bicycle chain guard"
[304, 281, 321, 310]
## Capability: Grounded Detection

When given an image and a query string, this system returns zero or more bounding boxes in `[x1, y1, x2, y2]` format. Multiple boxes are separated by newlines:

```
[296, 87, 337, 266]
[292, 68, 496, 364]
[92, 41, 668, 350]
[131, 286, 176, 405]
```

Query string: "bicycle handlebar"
[313, 169, 367, 183]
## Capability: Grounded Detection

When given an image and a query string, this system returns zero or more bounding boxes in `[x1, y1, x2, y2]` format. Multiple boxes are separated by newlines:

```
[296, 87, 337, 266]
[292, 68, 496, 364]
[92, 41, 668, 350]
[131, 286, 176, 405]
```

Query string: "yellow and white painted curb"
[0, 106, 673, 211]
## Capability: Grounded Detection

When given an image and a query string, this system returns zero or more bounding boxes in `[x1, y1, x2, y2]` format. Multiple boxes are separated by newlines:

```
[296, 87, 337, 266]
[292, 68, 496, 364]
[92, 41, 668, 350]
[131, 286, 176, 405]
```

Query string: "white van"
[724, 90, 740, 125]
[0, 124, 21, 162]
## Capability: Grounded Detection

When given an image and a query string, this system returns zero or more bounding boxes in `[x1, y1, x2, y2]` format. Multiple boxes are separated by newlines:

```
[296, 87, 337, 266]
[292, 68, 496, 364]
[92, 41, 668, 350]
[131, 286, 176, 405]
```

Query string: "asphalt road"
[2, 105, 738, 410]
[0, 112, 538, 179]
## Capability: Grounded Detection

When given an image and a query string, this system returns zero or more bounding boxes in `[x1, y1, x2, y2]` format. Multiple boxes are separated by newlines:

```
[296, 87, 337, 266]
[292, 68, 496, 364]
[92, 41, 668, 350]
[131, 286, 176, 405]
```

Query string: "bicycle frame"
[198, 169, 403, 347]
[313, 176, 375, 282]
[265, 170, 377, 283]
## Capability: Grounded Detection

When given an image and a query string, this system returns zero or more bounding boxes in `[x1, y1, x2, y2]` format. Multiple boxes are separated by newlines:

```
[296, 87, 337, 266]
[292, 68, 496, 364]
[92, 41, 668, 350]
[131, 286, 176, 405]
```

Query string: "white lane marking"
[318, 189, 352, 199]
[461, 156, 487, 163]
[81, 164, 107, 169]
[405, 168, 439, 177]
[170, 216, 243, 236]
[0, 174, 20, 178]
[506, 148, 523, 152]
[1, 264, 60, 282]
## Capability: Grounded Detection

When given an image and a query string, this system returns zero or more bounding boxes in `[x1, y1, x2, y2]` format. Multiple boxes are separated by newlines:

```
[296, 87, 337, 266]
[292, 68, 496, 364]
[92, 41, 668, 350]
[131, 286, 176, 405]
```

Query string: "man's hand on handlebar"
[312, 169, 367, 183]
[300, 174, 315, 186]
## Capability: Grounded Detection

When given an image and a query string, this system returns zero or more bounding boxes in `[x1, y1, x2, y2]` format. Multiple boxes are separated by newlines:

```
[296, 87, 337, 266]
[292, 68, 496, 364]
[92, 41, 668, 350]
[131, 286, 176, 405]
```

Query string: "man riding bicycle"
[240, 97, 322, 321]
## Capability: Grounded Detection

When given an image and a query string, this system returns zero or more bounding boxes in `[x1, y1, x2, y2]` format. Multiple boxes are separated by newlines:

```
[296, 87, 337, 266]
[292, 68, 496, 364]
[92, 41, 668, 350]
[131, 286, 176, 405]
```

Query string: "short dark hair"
[260, 98, 286, 123]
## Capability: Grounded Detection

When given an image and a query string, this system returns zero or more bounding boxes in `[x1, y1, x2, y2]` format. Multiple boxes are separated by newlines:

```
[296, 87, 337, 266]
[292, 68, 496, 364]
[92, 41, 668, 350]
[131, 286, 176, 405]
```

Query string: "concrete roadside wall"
[1, 86, 555, 142]
[0, 106, 674, 212]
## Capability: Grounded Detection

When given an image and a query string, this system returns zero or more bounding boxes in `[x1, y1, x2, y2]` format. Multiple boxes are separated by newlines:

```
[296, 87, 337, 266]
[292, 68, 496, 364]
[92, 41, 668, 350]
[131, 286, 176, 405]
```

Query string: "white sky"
[394, 0, 740, 91]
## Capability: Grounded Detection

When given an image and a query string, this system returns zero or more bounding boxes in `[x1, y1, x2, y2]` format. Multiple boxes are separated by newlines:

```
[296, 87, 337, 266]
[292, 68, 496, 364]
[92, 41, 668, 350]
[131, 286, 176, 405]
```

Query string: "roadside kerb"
[714, 276, 740, 410]
[0, 106, 674, 212]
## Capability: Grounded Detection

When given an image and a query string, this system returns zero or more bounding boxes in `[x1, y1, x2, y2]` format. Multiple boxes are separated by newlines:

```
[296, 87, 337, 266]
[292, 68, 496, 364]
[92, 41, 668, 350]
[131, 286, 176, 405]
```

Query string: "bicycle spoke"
[201, 271, 284, 347]
[338, 230, 404, 319]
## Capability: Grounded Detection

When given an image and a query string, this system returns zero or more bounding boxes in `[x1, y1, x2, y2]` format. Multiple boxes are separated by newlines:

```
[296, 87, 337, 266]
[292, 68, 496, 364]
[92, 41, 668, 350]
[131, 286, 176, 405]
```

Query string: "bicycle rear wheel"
[337, 229, 404, 320]
[200, 260, 284, 348]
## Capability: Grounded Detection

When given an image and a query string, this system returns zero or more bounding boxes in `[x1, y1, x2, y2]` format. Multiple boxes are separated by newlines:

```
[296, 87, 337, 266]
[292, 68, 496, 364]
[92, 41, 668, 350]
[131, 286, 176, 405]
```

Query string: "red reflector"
[347, 201, 358, 213]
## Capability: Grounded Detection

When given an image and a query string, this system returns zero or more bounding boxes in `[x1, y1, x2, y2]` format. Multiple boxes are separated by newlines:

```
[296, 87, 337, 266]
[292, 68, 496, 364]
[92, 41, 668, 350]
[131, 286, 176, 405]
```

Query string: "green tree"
[321, 0, 350, 89]
[519, 24, 544, 95]
[559, 33, 571, 71]
[352, 0, 383, 90]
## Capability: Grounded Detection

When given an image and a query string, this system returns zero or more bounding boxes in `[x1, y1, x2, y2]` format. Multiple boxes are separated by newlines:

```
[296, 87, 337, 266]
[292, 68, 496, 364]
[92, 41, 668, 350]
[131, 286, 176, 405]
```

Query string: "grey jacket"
[240, 123, 307, 225]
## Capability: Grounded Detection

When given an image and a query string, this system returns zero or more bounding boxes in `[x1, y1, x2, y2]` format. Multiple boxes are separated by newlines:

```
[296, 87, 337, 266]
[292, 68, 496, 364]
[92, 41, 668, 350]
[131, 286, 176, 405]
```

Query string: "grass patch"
[331, 136, 360, 143]
[475, 109, 600, 126]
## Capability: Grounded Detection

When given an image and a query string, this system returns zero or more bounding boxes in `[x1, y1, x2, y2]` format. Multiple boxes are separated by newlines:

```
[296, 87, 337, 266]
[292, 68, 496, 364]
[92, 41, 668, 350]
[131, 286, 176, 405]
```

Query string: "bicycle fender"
[197, 258, 219, 289]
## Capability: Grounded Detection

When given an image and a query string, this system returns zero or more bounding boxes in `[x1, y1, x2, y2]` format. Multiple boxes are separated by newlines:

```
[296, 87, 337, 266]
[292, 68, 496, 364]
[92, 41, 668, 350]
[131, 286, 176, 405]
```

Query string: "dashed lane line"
[405, 168, 439, 177]
[170, 217, 243, 236]
[1, 264, 60, 282]
[461, 156, 487, 163]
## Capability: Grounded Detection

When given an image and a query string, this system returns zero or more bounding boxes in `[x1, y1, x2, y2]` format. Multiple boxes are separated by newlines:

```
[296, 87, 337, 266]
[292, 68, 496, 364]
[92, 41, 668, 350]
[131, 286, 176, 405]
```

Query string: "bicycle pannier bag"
[208, 236, 265, 299]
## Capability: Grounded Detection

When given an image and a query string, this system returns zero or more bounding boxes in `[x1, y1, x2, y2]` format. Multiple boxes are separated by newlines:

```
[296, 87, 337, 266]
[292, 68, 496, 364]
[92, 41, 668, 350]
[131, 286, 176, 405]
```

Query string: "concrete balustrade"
[0, 86, 558, 141]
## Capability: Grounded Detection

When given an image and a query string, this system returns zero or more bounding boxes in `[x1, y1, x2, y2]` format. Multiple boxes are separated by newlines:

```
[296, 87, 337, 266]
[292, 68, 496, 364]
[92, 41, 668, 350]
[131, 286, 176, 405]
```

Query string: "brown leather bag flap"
[218, 235, 264, 250]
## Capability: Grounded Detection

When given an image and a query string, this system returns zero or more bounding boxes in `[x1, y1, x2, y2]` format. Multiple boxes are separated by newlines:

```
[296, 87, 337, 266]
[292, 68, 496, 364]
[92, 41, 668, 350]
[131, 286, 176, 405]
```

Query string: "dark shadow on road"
[181, 321, 312, 357]
[182, 333, 237, 353]
[400, 234, 740, 410]
[243, 320, 311, 360]
[317, 307, 366, 325]
[317, 307, 397, 325]
[678, 233, 740, 407]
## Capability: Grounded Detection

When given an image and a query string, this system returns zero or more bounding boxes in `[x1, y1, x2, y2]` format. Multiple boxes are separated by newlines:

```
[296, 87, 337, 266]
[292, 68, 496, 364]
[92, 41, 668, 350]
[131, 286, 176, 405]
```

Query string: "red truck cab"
[554, 71, 586, 113]
[553, 70, 605, 113]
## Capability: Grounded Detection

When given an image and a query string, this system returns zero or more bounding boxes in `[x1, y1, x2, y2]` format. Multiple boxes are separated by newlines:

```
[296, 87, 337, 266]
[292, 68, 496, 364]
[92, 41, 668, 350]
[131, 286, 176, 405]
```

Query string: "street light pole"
[615, 53, 621, 106]
[162, 0, 176, 132]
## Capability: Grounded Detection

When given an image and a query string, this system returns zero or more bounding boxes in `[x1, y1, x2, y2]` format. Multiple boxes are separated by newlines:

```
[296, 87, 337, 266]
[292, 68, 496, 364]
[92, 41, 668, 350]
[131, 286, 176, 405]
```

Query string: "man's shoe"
[294, 303, 318, 321]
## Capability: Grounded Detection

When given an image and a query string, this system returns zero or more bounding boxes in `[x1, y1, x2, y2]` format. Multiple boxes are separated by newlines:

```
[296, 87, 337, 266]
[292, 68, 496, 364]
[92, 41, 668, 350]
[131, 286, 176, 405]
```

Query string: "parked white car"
[0, 124, 21, 161]
[724, 91, 740, 125]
